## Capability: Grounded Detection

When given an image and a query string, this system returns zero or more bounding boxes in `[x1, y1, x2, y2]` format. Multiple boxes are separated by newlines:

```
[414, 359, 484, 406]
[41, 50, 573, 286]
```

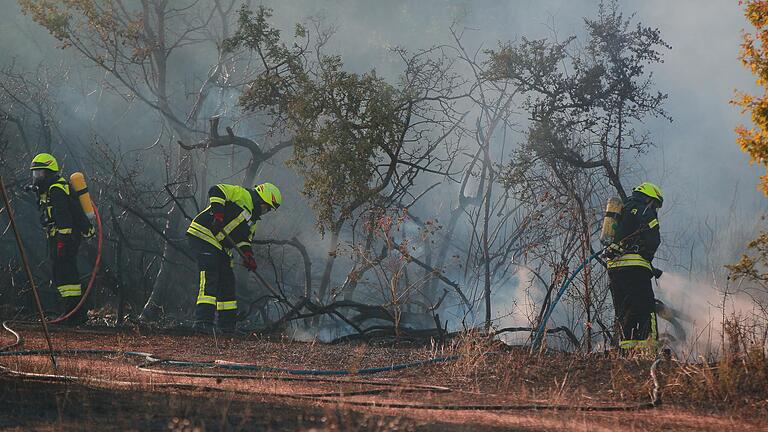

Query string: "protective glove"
[652, 267, 663, 279]
[241, 249, 257, 272]
[602, 243, 624, 260]
[211, 211, 225, 234]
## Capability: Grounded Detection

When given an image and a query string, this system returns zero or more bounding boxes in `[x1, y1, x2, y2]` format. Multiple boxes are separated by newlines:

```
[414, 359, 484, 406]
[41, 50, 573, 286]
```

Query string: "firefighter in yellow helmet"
[604, 182, 663, 352]
[186, 182, 282, 333]
[29, 153, 90, 325]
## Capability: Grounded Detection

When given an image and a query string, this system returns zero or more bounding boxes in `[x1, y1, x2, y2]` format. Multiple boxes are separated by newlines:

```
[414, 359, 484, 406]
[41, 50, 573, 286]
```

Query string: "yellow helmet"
[254, 182, 282, 210]
[633, 182, 663, 207]
[30, 153, 59, 172]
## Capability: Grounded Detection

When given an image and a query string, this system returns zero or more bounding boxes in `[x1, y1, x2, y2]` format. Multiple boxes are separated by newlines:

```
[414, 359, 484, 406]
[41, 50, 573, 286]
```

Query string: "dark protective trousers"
[608, 266, 658, 350]
[50, 235, 82, 298]
[189, 238, 237, 330]
[49, 235, 87, 323]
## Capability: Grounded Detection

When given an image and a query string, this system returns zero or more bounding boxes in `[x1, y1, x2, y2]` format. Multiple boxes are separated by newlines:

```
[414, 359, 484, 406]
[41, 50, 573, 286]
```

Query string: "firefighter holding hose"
[186, 182, 282, 334]
[604, 182, 664, 352]
[29, 153, 94, 325]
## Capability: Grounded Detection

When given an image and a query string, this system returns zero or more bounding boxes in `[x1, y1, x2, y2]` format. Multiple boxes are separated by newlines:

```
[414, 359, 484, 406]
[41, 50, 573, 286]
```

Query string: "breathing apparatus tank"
[599, 197, 623, 246]
[69, 172, 95, 222]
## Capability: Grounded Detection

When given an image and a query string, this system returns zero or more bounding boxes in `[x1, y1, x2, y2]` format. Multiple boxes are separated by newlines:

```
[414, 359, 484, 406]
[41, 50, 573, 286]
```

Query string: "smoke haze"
[0, 1, 764, 348]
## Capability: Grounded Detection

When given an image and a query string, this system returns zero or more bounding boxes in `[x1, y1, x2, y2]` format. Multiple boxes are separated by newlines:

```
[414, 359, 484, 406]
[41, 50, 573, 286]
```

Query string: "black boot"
[193, 304, 217, 334]
[216, 309, 237, 335]
[60, 296, 88, 326]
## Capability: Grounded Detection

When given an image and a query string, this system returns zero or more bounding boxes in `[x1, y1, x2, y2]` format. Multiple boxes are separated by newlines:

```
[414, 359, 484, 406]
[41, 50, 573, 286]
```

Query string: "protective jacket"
[37, 176, 78, 239]
[607, 191, 661, 271]
[186, 184, 261, 252]
[186, 184, 263, 332]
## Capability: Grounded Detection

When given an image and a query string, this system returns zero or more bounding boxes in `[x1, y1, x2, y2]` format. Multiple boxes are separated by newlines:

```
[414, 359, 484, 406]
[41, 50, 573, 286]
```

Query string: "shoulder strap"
[48, 178, 70, 195]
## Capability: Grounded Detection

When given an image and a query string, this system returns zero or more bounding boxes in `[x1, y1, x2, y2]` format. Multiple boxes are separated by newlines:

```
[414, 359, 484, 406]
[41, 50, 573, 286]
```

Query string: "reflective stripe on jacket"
[38, 177, 74, 238]
[607, 253, 652, 271]
[186, 184, 258, 251]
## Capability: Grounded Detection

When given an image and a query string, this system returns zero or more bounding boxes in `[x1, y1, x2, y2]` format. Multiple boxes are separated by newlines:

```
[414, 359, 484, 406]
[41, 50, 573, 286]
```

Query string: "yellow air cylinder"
[599, 197, 623, 246]
[70, 172, 95, 222]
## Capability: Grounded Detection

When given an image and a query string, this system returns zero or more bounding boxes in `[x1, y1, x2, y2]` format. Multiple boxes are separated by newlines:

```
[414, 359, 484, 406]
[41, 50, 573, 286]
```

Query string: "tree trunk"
[316, 228, 340, 303]
[582, 232, 592, 352]
[139, 123, 194, 321]
[482, 153, 494, 331]
[428, 149, 483, 307]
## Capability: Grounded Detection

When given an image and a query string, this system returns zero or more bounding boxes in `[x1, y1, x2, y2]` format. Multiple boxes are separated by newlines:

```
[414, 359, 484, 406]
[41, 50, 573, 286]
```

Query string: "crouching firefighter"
[30, 153, 95, 325]
[604, 182, 664, 352]
[186, 182, 282, 333]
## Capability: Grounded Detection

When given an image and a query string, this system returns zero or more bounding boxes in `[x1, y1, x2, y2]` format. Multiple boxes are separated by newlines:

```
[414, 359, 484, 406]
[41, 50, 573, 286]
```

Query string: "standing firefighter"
[605, 182, 663, 352]
[186, 182, 282, 333]
[30, 153, 92, 325]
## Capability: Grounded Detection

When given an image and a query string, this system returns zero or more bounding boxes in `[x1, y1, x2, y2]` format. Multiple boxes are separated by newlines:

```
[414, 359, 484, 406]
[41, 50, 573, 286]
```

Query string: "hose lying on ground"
[0, 321, 664, 411]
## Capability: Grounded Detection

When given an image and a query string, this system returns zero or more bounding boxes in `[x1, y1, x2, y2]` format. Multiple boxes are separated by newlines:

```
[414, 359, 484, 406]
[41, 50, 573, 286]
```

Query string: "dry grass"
[444, 329, 497, 391]
[663, 318, 768, 415]
[440, 331, 650, 404]
[433, 328, 764, 417]
[3, 326, 768, 431]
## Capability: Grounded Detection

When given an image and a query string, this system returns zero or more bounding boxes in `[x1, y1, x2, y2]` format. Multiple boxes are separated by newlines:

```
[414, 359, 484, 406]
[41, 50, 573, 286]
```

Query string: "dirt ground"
[0, 324, 765, 431]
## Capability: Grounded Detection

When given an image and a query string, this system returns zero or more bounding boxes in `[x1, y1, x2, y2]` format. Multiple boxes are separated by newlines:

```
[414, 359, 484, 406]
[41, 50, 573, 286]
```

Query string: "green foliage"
[730, 2, 768, 309]
[18, 0, 148, 64]
[18, 0, 74, 42]
[286, 62, 401, 234]
[727, 232, 768, 294]
[223, 6, 286, 60]
[226, 6, 425, 235]
[734, 0, 768, 195]
[487, 0, 669, 198]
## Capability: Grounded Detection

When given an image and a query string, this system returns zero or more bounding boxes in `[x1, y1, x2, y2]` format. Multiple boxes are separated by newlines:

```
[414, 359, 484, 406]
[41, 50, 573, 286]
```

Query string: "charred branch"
[178, 117, 291, 184]
[253, 237, 312, 297]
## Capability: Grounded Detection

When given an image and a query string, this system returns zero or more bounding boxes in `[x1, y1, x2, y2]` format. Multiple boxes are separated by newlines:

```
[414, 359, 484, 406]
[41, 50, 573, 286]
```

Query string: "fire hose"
[0, 321, 665, 411]
[531, 250, 603, 351]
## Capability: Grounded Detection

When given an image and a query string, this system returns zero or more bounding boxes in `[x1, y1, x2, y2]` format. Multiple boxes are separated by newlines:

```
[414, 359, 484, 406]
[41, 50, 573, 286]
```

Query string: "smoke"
[489, 266, 545, 345]
[287, 326, 321, 342]
[656, 271, 763, 359]
[2, 0, 767, 345]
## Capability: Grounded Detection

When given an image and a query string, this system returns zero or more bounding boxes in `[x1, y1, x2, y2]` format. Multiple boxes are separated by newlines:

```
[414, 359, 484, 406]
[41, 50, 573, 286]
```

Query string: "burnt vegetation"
[2, 2, 768, 431]
[0, 0, 765, 405]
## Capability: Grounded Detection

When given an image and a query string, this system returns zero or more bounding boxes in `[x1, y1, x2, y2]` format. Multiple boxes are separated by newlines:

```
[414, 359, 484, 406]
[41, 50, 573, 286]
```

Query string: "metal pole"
[0, 176, 57, 370]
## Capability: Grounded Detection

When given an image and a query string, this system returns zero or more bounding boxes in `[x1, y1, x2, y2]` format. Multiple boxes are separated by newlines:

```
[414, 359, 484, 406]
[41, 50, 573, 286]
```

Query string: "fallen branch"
[492, 326, 579, 349]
